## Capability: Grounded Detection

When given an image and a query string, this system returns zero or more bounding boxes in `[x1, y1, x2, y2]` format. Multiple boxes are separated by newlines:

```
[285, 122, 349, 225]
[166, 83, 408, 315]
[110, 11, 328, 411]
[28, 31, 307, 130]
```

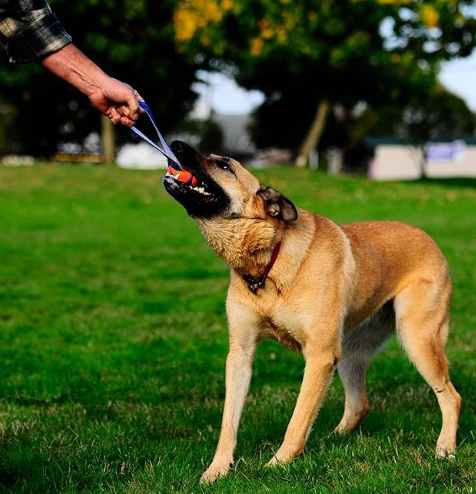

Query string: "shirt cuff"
[5, 11, 72, 63]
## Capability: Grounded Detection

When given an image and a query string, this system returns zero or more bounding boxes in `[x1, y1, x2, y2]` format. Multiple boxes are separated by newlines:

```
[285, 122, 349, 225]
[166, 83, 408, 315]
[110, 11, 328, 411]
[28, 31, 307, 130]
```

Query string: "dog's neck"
[195, 211, 318, 295]
[242, 240, 282, 294]
[195, 217, 283, 277]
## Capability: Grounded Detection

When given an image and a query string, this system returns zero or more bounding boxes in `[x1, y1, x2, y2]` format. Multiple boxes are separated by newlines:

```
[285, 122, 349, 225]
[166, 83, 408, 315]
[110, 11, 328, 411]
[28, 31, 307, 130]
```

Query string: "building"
[368, 138, 476, 180]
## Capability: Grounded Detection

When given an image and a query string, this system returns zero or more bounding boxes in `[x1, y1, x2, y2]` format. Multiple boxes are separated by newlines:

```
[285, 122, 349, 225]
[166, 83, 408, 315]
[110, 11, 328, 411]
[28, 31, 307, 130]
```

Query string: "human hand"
[41, 45, 144, 127]
[88, 77, 143, 126]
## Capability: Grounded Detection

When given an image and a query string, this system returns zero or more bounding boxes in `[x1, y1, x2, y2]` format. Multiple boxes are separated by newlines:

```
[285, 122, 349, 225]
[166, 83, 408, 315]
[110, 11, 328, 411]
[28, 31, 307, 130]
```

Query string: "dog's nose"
[171, 140, 191, 155]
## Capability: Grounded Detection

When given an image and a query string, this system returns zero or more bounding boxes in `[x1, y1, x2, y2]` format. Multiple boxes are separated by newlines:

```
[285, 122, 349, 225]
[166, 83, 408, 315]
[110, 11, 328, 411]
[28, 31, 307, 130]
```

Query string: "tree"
[357, 83, 475, 175]
[361, 84, 476, 143]
[0, 0, 198, 157]
[174, 0, 476, 163]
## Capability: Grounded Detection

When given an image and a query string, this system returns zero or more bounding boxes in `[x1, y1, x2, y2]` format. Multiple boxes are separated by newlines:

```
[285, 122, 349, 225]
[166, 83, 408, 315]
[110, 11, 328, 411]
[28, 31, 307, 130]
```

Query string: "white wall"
[369, 143, 476, 180]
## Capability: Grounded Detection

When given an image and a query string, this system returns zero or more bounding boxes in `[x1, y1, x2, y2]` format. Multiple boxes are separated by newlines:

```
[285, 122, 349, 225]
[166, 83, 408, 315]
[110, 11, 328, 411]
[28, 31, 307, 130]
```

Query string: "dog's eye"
[217, 159, 233, 173]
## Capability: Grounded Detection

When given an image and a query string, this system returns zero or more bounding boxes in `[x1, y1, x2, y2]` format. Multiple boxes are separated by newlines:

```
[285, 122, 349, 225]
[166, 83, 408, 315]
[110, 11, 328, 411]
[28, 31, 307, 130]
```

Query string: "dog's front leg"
[201, 329, 257, 483]
[268, 341, 341, 466]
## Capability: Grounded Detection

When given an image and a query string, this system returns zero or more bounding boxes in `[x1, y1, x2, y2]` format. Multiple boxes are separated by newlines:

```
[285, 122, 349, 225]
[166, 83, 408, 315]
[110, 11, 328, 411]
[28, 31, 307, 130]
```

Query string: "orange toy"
[167, 162, 198, 187]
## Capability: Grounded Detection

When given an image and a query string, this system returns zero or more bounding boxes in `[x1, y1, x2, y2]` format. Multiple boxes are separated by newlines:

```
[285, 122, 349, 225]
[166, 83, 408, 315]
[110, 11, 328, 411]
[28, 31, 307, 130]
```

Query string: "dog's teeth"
[187, 184, 212, 196]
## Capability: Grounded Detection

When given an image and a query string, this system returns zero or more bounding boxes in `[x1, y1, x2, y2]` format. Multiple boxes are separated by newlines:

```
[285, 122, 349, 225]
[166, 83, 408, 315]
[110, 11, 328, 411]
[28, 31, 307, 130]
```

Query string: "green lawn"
[0, 164, 475, 493]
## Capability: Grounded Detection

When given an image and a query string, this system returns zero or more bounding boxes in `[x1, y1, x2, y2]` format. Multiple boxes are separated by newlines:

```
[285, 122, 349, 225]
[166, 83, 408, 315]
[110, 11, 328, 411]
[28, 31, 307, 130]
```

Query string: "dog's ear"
[258, 186, 298, 221]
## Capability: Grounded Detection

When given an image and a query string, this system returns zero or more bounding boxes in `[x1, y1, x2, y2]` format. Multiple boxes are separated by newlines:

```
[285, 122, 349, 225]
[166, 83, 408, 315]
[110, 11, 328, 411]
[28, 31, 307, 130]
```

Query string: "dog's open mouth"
[162, 141, 232, 218]
[165, 161, 214, 200]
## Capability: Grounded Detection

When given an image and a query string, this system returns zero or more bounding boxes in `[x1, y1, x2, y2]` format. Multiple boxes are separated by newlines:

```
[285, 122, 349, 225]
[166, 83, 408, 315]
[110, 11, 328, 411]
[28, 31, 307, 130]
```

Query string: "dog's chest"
[260, 306, 304, 352]
[265, 321, 302, 352]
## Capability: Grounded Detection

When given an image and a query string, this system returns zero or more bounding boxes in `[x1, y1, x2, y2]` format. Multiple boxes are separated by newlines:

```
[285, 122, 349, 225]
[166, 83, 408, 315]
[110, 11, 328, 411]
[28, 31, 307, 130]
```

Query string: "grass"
[0, 164, 475, 493]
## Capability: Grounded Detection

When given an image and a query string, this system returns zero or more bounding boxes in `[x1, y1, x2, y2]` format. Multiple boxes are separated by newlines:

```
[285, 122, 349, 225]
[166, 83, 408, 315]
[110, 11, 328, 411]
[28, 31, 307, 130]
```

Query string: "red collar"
[242, 241, 282, 295]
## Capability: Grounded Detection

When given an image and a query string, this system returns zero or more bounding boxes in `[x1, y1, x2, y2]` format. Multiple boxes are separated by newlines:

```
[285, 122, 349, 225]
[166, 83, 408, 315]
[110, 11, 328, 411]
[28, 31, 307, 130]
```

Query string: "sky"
[439, 50, 476, 111]
[193, 51, 476, 117]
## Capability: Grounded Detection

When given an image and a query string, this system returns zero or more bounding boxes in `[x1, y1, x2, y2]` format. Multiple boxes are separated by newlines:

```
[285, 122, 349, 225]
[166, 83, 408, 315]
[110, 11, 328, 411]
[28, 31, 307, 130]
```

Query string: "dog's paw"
[436, 445, 456, 460]
[266, 446, 301, 468]
[265, 456, 279, 468]
[200, 463, 232, 484]
[334, 422, 350, 435]
[265, 455, 289, 468]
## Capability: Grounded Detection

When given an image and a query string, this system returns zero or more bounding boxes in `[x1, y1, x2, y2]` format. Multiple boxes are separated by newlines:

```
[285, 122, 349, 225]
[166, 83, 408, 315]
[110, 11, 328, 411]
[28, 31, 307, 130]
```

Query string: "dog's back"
[340, 220, 451, 329]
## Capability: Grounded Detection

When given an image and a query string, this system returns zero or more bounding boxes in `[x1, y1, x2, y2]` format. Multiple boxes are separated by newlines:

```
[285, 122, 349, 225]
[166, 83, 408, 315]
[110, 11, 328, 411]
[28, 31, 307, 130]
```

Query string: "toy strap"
[130, 101, 183, 169]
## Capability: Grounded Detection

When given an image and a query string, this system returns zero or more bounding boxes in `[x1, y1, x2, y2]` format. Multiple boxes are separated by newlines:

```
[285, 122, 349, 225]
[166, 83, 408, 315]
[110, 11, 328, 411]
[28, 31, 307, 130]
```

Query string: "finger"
[133, 89, 144, 103]
[120, 115, 135, 127]
[131, 90, 144, 120]
[117, 104, 132, 119]
[108, 108, 121, 125]
[115, 103, 138, 125]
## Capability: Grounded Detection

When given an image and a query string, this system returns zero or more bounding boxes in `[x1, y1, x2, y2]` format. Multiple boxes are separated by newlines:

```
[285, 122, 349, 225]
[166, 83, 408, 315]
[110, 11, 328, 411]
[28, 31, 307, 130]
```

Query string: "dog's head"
[163, 141, 298, 223]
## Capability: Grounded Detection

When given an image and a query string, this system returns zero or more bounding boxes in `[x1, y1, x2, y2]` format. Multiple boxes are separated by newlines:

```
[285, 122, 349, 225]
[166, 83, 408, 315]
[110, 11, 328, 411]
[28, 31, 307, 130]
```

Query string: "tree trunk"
[420, 146, 428, 179]
[101, 116, 116, 165]
[296, 100, 330, 168]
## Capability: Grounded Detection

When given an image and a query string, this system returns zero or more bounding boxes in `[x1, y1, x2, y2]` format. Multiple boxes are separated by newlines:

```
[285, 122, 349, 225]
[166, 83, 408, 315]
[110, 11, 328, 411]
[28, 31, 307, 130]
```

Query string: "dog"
[163, 141, 462, 483]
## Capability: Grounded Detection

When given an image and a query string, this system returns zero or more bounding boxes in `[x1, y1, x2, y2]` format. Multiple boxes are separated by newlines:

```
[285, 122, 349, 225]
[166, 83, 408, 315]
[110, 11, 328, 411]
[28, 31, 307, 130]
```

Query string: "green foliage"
[360, 83, 476, 143]
[175, 0, 476, 151]
[0, 164, 475, 493]
[0, 0, 198, 156]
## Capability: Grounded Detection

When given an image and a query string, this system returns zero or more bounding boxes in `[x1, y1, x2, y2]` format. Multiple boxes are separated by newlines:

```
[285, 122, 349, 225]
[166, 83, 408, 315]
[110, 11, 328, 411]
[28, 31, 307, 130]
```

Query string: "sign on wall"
[425, 140, 466, 163]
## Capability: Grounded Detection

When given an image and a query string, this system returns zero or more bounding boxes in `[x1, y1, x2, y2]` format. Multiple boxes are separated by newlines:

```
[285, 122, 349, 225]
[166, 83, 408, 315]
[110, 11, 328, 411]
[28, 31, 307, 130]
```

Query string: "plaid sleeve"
[0, 0, 72, 63]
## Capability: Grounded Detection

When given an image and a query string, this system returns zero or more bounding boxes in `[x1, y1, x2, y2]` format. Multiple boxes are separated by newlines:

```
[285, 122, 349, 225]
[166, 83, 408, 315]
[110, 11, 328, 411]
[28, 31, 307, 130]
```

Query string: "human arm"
[0, 0, 141, 126]
[41, 44, 141, 126]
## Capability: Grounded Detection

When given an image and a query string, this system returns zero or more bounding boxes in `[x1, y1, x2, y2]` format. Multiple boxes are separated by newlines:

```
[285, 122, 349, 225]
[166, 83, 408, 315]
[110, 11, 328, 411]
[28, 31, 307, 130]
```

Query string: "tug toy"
[167, 160, 198, 187]
[131, 101, 198, 187]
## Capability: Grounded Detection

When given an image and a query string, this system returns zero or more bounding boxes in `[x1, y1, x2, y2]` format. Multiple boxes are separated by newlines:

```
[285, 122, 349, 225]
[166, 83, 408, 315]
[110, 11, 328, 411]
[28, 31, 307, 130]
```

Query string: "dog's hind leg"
[336, 305, 395, 433]
[394, 279, 462, 458]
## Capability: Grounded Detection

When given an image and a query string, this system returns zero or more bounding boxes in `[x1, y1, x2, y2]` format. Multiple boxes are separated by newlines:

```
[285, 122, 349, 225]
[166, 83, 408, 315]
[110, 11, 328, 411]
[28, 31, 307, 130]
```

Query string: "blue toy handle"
[130, 101, 182, 169]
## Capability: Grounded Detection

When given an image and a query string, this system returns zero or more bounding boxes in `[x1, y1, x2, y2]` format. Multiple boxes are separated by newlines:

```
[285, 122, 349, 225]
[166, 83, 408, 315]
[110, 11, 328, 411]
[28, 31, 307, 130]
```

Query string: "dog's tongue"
[166, 160, 198, 187]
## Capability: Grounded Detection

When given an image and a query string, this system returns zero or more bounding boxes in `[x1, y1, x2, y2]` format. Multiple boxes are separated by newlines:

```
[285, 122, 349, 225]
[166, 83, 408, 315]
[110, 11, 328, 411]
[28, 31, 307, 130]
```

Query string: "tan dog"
[163, 141, 462, 483]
